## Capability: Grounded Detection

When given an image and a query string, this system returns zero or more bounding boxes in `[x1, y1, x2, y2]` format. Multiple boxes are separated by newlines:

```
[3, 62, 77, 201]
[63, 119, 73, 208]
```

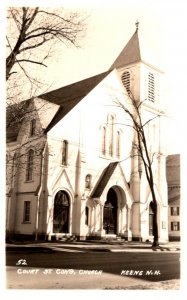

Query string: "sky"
[3, 0, 187, 155]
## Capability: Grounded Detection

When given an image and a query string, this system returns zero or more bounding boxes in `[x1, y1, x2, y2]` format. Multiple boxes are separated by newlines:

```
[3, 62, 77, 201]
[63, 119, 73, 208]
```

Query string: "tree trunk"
[6, 54, 17, 80]
[152, 205, 159, 247]
[151, 191, 159, 247]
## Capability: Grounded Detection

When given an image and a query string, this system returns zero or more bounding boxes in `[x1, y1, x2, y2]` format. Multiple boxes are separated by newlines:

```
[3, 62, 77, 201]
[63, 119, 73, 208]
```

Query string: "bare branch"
[6, 7, 87, 85]
[17, 35, 52, 53]
[25, 7, 39, 28]
[142, 115, 160, 128]
[16, 59, 47, 67]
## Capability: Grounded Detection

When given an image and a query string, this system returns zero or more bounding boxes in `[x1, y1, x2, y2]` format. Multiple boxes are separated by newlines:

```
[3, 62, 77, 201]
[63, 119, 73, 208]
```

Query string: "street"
[6, 244, 180, 289]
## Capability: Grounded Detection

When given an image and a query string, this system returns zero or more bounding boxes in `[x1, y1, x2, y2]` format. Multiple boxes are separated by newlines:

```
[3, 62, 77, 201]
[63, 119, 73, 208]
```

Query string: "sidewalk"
[6, 240, 181, 253]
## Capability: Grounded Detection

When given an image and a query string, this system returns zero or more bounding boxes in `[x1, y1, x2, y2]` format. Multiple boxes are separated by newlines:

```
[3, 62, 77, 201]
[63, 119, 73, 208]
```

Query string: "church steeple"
[135, 19, 139, 32]
[109, 22, 163, 106]
[109, 22, 141, 70]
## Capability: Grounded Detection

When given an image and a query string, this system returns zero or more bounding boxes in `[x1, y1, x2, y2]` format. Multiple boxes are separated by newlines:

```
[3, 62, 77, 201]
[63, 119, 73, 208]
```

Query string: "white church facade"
[6, 25, 169, 242]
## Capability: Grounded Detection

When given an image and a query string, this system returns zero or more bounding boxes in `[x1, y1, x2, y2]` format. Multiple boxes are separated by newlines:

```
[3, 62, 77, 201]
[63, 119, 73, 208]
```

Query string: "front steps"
[50, 234, 127, 242]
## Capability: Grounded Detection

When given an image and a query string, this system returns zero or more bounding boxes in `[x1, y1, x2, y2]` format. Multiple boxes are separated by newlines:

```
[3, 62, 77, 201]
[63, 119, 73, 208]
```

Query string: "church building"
[6, 23, 168, 242]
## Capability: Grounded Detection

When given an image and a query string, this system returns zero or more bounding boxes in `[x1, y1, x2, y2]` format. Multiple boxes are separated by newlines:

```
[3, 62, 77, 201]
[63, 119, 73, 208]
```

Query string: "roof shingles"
[109, 30, 141, 69]
[91, 162, 118, 198]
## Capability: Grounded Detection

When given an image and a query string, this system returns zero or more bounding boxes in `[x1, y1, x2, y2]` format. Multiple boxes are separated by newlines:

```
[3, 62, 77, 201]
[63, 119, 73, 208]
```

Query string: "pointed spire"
[109, 24, 141, 70]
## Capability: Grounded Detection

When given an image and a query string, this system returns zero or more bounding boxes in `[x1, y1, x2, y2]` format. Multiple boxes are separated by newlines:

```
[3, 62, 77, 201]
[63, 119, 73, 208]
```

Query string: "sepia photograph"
[3, 0, 185, 297]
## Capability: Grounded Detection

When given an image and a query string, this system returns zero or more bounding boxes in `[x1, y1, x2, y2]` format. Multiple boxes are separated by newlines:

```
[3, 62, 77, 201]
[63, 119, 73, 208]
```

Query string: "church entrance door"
[103, 188, 117, 234]
[53, 190, 70, 233]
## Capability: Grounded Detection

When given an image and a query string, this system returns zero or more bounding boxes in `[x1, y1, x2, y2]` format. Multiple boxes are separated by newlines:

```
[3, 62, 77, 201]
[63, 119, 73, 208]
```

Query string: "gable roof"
[7, 26, 159, 141]
[109, 29, 141, 69]
[91, 162, 118, 198]
[40, 70, 111, 131]
[6, 71, 111, 141]
[6, 98, 59, 142]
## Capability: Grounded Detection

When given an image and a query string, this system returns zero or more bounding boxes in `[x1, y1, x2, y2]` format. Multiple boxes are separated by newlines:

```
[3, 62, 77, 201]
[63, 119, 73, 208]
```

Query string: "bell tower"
[109, 21, 163, 109]
[109, 22, 168, 242]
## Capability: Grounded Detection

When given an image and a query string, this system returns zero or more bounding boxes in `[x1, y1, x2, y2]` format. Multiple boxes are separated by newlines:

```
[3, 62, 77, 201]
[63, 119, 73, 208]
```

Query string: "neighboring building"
[6, 24, 168, 242]
[166, 154, 180, 241]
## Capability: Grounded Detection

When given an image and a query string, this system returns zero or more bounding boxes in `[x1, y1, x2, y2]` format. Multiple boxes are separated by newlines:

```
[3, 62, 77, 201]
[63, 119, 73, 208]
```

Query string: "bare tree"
[6, 7, 88, 213]
[114, 92, 165, 247]
[6, 7, 87, 104]
[6, 5, 88, 161]
[6, 7, 87, 80]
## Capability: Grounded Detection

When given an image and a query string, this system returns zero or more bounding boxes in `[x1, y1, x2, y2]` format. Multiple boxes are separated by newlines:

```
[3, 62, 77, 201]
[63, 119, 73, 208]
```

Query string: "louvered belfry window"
[148, 73, 155, 102]
[121, 71, 131, 96]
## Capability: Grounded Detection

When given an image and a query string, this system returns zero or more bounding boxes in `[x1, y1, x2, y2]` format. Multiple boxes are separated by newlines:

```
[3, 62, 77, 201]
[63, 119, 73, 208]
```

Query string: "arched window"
[148, 73, 155, 102]
[62, 140, 68, 165]
[53, 190, 70, 233]
[101, 114, 122, 159]
[121, 71, 131, 96]
[116, 130, 121, 159]
[108, 115, 114, 157]
[102, 127, 106, 156]
[85, 174, 92, 189]
[26, 149, 34, 181]
[30, 119, 36, 136]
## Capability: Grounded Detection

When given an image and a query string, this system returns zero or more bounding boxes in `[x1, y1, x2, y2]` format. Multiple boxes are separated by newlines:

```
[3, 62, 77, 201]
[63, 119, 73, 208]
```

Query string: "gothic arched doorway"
[53, 190, 70, 233]
[103, 188, 118, 234]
